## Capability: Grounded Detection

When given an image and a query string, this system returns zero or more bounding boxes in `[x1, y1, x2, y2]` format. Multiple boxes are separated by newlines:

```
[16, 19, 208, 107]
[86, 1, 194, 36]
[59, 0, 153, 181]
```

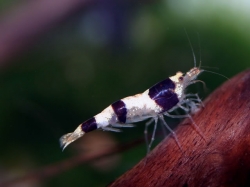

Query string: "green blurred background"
[0, 0, 249, 186]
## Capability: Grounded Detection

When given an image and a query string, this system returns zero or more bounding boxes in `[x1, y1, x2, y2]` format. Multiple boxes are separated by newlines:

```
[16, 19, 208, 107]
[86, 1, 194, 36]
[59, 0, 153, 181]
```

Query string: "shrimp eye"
[179, 76, 184, 81]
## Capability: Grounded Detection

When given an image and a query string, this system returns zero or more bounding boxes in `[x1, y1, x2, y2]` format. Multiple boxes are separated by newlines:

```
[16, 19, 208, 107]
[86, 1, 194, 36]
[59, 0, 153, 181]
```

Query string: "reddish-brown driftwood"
[0, 138, 144, 187]
[109, 69, 250, 187]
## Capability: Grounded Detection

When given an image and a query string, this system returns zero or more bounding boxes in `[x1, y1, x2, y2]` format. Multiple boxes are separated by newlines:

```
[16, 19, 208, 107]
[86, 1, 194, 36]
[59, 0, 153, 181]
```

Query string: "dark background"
[0, 0, 249, 186]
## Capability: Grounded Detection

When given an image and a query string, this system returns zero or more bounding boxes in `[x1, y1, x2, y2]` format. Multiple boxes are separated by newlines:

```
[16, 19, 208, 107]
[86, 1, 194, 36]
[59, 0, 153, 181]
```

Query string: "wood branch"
[109, 69, 250, 187]
[0, 0, 91, 69]
[0, 138, 144, 187]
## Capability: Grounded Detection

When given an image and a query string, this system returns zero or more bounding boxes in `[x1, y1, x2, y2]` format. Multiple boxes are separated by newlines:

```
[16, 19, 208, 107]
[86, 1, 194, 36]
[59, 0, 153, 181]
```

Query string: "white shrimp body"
[60, 67, 203, 150]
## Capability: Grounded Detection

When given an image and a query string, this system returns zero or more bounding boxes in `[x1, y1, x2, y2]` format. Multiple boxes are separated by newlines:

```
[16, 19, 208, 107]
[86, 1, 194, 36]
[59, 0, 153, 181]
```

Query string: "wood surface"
[109, 69, 250, 187]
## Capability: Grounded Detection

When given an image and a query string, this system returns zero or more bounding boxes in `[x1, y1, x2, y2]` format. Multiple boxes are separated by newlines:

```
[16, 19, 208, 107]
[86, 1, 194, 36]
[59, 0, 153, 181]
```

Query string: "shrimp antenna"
[196, 32, 202, 68]
[193, 32, 228, 80]
[190, 79, 208, 93]
[200, 66, 219, 70]
[184, 28, 197, 68]
[203, 70, 229, 80]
